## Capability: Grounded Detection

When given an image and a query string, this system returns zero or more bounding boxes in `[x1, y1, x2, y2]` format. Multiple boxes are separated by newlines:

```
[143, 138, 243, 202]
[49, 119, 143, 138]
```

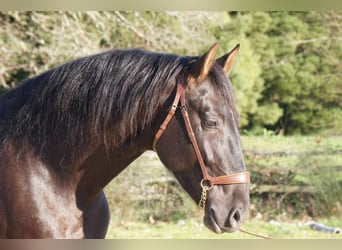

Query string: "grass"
[240, 135, 342, 152]
[106, 216, 342, 239]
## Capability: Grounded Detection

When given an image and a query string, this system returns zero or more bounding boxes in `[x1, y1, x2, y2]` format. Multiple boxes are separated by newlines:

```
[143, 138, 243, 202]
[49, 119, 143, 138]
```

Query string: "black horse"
[0, 42, 250, 238]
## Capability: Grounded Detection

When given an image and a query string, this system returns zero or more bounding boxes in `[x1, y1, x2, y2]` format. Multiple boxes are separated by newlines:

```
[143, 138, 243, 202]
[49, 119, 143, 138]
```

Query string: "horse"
[0, 42, 250, 238]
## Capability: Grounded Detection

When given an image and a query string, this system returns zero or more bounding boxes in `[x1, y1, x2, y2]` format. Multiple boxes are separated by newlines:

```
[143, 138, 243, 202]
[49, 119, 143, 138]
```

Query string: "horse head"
[154, 42, 250, 233]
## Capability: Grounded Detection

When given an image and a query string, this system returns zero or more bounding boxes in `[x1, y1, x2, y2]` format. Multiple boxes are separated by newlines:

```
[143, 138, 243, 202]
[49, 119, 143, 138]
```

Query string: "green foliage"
[215, 11, 342, 135]
[244, 12, 341, 134]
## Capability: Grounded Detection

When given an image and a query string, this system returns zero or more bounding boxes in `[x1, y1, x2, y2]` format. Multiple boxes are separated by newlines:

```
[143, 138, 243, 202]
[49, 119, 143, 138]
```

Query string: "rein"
[239, 229, 272, 239]
[152, 75, 250, 209]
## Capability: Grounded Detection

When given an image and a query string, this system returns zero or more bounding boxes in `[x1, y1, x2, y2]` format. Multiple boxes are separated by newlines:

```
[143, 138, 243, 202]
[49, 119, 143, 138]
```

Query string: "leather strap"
[152, 82, 184, 151]
[153, 75, 250, 186]
[209, 172, 250, 185]
[179, 90, 211, 181]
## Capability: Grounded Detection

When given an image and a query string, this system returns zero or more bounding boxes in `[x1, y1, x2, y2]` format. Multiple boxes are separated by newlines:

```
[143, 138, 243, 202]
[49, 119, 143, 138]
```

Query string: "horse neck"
[75, 127, 155, 207]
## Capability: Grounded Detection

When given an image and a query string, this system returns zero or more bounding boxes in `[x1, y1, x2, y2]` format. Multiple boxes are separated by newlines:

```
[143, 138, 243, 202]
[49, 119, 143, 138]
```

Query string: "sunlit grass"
[241, 135, 342, 153]
[106, 216, 342, 239]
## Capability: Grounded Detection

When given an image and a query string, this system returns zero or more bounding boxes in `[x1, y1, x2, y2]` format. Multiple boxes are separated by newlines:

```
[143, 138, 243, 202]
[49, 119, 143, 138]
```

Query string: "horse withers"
[0, 42, 249, 238]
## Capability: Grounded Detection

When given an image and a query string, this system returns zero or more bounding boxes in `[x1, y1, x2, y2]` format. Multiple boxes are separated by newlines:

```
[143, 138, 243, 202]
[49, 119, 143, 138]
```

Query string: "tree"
[262, 12, 342, 134]
[214, 12, 283, 129]
[221, 11, 342, 135]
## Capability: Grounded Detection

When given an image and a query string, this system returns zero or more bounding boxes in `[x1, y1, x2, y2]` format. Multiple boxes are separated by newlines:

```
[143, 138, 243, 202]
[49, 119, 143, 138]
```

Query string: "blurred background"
[0, 11, 341, 238]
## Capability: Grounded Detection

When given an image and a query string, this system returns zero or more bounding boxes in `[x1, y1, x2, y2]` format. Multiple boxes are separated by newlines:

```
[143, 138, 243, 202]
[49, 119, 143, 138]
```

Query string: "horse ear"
[216, 44, 240, 75]
[188, 41, 220, 83]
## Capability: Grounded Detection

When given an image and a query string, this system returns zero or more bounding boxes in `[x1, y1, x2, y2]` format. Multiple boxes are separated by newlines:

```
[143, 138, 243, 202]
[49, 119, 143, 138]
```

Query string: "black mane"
[0, 48, 237, 164]
[0, 50, 185, 155]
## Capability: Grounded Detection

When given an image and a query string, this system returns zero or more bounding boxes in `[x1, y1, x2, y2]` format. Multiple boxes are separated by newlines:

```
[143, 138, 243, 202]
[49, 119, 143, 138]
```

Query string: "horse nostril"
[226, 208, 242, 229]
[233, 209, 241, 223]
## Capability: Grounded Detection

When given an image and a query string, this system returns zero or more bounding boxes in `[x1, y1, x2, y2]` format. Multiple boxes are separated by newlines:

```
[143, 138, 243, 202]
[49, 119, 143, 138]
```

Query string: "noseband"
[153, 74, 250, 209]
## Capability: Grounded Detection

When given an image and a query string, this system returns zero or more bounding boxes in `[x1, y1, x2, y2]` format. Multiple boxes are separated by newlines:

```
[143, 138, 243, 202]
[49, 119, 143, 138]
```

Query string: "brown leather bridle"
[152, 74, 250, 209]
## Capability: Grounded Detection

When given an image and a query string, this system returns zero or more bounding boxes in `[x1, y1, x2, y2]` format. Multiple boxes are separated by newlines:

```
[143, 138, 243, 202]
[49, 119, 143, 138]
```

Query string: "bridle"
[152, 73, 271, 239]
[152, 73, 250, 209]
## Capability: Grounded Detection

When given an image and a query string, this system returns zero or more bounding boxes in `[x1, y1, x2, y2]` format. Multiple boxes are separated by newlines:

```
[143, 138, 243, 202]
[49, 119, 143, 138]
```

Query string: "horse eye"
[203, 119, 218, 129]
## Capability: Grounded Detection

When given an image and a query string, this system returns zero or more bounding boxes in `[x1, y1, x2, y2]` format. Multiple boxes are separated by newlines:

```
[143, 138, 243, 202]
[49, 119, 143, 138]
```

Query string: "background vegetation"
[0, 11, 341, 238]
[104, 135, 342, 238]
[1, 11, 341, 135]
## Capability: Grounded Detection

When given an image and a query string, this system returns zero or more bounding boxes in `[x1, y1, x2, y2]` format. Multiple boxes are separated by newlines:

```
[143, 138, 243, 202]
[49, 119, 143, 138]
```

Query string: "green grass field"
[104, 135, 342, 239]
